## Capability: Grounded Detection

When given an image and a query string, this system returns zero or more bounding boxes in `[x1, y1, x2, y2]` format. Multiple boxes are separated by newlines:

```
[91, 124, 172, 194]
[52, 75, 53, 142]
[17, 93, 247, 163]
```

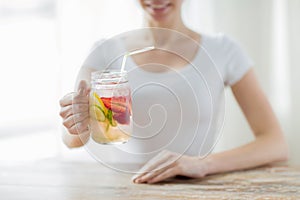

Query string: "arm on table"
[132, 69, 289, 184]
[204, 69, 288, 175]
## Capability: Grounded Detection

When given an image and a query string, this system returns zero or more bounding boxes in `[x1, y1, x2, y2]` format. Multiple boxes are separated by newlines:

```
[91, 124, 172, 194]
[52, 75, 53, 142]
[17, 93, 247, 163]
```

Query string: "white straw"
[121, 46, 155, 72]
[121, 53, 128, 72]
[128, 46, 155, 56]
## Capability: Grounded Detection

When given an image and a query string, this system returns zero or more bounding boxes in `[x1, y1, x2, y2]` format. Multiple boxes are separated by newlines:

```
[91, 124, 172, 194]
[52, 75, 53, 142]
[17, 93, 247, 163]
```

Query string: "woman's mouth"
[144, 1, 172, 16]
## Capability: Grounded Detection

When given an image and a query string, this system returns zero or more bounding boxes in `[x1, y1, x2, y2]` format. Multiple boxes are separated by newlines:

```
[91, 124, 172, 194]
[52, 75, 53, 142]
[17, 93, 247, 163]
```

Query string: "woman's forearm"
[202, 132, 288, 176]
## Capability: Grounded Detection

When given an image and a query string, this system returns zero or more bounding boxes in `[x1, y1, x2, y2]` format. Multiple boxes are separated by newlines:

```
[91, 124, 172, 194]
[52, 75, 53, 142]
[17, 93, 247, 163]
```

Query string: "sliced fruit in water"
[100, 97, 111, 109]
[92, 92, 107, 115]
[111, 103, 127, 113]
[106, 109, 117, 127]
[101, 97, 128, 113]
[89, 105, 106, 122]
[94, 121, 115, 141]
[104, 126, 126, 141]
[113, 108, 130, 124]
[100, 120, 121, 141]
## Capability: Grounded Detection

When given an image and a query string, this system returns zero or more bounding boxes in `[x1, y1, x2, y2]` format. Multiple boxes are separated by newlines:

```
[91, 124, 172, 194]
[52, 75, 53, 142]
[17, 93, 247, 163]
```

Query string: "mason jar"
[89, 70, 132, 144]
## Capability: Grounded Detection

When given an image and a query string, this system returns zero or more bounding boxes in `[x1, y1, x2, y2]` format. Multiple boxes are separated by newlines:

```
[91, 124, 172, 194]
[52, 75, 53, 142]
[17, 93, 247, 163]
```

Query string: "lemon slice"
[89, 105, 105, 122]
[91, 92, 107, 115]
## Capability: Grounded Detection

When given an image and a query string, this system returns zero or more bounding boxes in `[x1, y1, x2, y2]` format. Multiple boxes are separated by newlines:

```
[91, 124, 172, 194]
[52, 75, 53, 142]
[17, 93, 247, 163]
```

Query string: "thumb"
[77, 80, 89, 96]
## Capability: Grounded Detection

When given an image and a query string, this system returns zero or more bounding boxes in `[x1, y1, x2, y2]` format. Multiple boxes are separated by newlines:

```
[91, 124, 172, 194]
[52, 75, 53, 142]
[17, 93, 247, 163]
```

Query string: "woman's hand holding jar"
[59, 80, 90, 147]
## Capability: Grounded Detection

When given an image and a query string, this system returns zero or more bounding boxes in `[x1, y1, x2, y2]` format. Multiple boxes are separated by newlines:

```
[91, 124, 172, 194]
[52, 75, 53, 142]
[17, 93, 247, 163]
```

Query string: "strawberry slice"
[111, 103, 126, 113]
[100, 97, 112, 109]
[101, 97, 127, 113]
[113, 108, 130, 124]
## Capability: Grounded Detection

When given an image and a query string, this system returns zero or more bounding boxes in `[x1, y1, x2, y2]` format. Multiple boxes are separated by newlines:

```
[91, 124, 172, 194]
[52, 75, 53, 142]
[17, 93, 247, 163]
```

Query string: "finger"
[136, 164, 173, 183]
[132, 151, 174, 181]
[140, 150, 172, 172]
[68, 118, 90, 135]
[59, 92, 75, 107]
[63, 112, 89, 128]
[60, 105, 73, 119]
[71, 103, 89, 115]
[147, 167, 178, 184]
[60, 93, 88, 107]
[77, 80, 89, 96]
[60, 104, 89, 119]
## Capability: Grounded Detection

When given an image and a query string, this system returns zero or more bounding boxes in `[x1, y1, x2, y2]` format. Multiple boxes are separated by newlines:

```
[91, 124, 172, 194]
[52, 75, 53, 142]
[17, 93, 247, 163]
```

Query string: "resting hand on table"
[132, 150, 208, 184]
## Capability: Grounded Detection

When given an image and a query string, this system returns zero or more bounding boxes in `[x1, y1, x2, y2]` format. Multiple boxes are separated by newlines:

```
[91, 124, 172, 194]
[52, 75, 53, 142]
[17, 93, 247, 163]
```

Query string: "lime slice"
[106, 109, 117, 127]
[89, 105, 105, 122]
[111, 118, 117, 127]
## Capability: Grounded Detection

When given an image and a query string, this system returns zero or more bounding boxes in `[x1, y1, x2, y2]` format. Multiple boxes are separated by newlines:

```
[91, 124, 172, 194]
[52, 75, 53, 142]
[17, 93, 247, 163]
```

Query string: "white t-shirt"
[82, 33, 253, 164]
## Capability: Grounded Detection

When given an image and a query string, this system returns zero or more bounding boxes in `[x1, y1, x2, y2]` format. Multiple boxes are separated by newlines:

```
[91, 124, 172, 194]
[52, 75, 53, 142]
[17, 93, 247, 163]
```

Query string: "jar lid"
[91, 70, 128, 85]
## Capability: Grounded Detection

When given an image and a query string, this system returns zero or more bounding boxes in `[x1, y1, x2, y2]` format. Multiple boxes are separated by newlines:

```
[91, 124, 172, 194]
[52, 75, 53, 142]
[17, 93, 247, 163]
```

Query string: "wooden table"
[0, 160, 299, 200]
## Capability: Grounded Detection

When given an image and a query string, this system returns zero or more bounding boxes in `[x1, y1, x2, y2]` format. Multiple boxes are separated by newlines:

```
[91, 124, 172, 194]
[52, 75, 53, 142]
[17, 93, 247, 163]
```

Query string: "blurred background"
[0, 0, 299, 163]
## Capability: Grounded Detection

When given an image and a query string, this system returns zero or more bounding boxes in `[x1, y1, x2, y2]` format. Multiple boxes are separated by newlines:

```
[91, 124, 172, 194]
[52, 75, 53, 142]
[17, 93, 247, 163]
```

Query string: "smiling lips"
[144, 0, 172, 15]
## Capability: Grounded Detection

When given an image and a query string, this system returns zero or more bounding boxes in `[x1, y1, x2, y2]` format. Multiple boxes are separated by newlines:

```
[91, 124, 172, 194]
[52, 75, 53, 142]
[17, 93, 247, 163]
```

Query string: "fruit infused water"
[89, 70, 132, 144]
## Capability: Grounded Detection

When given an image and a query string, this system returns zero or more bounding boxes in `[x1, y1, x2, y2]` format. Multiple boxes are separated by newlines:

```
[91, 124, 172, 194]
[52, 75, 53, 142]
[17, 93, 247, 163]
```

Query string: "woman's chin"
[147, 13, 175, 26]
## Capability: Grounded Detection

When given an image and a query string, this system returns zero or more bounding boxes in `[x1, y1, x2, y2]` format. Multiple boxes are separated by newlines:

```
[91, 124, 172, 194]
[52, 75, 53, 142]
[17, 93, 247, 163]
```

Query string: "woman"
[59, 0, 288, 184]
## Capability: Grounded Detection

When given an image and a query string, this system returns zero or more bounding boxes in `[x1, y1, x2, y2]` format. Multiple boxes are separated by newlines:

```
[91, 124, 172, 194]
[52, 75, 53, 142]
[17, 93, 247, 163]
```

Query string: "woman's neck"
[143, 17, 198, 45]
[144, 16, 189, 33]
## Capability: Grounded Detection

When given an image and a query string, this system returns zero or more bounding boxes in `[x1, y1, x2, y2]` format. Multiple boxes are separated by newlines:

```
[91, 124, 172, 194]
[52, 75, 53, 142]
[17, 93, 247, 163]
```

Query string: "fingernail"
[132, 178, 138, 183]
[131, 176, 138, 182]
[77, 80, 87, 95]
[78, 88, 85, 96]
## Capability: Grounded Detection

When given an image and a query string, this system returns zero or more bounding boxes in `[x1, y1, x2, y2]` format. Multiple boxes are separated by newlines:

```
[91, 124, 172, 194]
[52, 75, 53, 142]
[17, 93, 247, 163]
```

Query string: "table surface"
[0, 160, 299, 200]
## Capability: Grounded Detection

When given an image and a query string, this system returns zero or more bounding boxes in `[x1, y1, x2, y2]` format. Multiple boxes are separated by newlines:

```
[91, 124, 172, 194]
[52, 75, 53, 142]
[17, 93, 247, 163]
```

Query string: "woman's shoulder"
[201, 32, 244, 53]
[89, 37, 121, 52]
[200, 32, 253, 86]
[83, 37, 126, 70]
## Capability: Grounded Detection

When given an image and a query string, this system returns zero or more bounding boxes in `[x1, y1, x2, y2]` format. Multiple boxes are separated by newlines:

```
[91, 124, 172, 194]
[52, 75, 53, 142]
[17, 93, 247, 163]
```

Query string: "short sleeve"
[81, 38, 126, 71]
[222, 35, 254, 86]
